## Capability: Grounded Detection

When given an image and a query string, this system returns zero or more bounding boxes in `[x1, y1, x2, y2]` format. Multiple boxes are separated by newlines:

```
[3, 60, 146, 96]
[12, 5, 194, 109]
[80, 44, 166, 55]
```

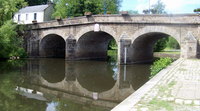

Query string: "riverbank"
[112, 59, 200, 111]
[154, 52, 180, 59]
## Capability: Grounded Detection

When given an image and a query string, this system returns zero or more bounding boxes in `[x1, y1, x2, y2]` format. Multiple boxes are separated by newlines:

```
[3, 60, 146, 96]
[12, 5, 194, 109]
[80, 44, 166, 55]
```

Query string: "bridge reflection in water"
[22, 59, 150, 110]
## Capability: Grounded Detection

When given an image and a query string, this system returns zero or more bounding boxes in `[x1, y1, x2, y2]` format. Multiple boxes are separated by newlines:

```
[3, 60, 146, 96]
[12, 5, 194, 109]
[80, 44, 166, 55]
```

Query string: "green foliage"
[151, 0, 166, 14]
[149, 98, 173, 111]
[103, 0, 122, 14]
[52, 0, 121, 18]
[150, 57, 173, 78]
[194, 8, 200, 12]
[154, 36, 180, 52]
[0, 0, 27, 59]
[153, 37, 168, 52]
[108, 39, 117, 50]
[143, 0, 166, 14]
[166, 37, 180, 49]
[25, 0, 48, 6]
[0, 21, 27, 59]
[107, 49, 117, 62]
[0, 0, 27, 26]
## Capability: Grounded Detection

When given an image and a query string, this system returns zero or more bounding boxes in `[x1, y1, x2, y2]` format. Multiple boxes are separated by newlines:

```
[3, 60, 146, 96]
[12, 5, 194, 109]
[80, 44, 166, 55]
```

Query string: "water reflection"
[24, 59, 150, 108]
[0, 59, 151, 110]
[40, 59, 65, 83]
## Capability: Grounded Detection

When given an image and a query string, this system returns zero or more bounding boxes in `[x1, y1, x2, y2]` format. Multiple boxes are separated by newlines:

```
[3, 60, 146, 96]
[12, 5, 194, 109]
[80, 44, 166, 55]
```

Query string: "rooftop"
[18, 4, 49, 13]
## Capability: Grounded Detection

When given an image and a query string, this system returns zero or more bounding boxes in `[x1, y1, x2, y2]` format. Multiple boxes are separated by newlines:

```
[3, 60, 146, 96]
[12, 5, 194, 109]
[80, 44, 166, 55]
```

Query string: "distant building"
[13, 3, 54, 24]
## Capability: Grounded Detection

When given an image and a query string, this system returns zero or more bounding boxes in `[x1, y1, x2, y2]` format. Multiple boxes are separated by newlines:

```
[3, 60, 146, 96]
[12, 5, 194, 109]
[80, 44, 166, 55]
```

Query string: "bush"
[153, 37, 168, 52]
[108, 39, 117, 50]
[166, 37, 180, 49]
[0, 21, 27, 59]
[150, 57, 173, 78]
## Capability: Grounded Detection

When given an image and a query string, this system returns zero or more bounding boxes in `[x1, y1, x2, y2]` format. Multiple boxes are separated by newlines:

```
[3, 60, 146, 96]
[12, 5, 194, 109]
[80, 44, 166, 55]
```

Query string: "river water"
[0, 58, 151, 111]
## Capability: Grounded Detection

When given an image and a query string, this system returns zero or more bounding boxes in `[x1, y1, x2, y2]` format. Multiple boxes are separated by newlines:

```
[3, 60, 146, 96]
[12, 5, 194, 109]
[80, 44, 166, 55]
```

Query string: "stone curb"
[111, 59, 184, 111]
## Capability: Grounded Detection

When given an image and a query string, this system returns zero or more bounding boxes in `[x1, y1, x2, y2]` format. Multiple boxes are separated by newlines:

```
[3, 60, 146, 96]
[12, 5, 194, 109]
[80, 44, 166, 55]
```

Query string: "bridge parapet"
[27, 14, 200, 30]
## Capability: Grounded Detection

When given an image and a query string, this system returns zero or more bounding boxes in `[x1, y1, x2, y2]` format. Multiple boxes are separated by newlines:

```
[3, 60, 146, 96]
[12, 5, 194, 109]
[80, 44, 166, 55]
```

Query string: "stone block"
[175, 99, 183, 104]
[194, 100, 200, 106]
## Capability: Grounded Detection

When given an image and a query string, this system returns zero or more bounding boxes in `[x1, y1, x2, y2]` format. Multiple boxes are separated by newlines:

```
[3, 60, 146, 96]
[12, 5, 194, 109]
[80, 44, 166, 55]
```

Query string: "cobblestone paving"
[133, 59, 200, 111]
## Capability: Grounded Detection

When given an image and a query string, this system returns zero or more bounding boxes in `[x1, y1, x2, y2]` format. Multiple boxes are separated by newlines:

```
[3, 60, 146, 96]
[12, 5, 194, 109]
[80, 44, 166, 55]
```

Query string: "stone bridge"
[25, 14, 200, 64]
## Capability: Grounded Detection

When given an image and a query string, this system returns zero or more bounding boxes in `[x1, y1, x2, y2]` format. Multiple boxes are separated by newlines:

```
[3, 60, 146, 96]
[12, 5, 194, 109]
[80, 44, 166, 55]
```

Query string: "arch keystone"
[94, 24, 100, 32]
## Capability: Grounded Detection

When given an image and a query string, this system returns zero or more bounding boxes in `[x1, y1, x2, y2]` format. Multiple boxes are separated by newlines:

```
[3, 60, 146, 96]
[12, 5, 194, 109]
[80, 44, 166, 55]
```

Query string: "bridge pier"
[65, 35, 77, 60]
[181, 32, 198, 59]
[118, 37, 132, 64]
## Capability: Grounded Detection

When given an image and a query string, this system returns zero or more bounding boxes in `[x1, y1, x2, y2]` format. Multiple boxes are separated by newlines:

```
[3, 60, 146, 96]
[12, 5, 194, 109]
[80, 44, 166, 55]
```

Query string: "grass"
[178, 68, 187, 71]
[168, 81, 176, 88]
[156, 51, 180, 54]
[137, 80, 177, 111]
[149, 98, 173, 111]
[155, 47, 180, 54]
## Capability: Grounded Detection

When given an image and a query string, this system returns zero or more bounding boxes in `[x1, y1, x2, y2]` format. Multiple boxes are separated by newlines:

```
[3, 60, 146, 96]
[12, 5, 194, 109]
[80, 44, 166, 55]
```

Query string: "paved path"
[112, 59, 200, 111]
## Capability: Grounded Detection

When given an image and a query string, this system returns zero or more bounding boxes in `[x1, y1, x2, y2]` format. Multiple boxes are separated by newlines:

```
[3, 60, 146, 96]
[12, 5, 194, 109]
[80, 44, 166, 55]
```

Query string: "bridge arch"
[75, 25, 117, 42]
[40, 34, 66, 58]
[132, 26, 181, 44]
[130, 26, 181, 63]
[75, 29, 117, 60]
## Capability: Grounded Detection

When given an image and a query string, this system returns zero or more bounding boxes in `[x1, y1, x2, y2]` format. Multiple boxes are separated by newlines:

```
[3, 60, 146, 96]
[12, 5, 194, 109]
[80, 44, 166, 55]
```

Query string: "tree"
[103, 0, 122, 14]
[0, 0, 27, 26]
[143, 0, 166, 14]
[166, 37, 180, 49]
[25, 0, 48, 6]
[194, 8, 200, 12]
[150, 0, 166, 14]
[153, 38, 168, 52]
[0, 0, 27, 59]
[52, 0, 122, 18]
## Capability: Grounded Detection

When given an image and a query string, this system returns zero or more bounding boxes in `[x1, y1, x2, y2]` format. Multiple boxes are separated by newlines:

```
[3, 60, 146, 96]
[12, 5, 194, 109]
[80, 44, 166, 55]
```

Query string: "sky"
[120, 0, 200, 14]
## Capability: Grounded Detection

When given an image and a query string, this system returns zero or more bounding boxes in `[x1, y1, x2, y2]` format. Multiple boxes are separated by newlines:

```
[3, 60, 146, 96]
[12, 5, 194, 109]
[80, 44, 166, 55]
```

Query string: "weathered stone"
[175, 99, 184, 104]
[140, 107, 149, 111]
[184, 100, 193, 105]
[24, 14, 200, 64]
[194, 100, 200, 106]
[167, 97, 175, 102]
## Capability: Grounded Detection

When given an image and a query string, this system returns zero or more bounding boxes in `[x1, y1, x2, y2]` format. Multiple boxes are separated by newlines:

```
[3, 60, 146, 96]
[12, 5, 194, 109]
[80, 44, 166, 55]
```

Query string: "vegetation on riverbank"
[0, 21, 27, 59]
[0, 0, 27, 60]
[154, 36, 180, 52]
[150, 57, 173, 78]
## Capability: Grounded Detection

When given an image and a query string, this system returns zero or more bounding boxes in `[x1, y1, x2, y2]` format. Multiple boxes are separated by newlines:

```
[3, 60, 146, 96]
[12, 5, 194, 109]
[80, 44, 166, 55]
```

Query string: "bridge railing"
[27, 14, 200, 30]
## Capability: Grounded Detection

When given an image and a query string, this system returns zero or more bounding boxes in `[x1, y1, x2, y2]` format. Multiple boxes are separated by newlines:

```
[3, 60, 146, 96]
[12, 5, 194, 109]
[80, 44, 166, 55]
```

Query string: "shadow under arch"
[131, 32, 180, 63]
[75, 61, 116, 92]
[75, 31, 117, 60]
[131, 26, 181, 44]
[40, 59, 65, 83]
[40, 34, 65, 58]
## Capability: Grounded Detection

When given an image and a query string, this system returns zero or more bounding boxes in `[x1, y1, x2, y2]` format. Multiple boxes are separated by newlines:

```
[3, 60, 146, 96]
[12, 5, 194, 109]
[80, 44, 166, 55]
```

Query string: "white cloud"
[134, 0, 200, 14]
[162, 0, 200, 13]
